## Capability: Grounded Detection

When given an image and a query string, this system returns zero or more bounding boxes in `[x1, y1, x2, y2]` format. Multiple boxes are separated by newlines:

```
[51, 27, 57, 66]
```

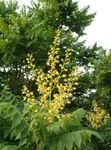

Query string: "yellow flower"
[86, 100, 110, 129]
[22, 30, 79, 124]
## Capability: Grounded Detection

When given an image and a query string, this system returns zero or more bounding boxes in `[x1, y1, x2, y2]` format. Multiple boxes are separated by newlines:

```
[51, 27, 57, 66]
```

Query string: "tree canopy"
[0, 0, 111, 150]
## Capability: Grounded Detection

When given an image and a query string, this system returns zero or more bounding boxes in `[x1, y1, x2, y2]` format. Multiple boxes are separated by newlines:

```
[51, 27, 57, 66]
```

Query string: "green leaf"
[0, 102, 28, 147]
[49, 129, 102, 150]
[72, 108, 86, 126]
[48, 119, 64, 134]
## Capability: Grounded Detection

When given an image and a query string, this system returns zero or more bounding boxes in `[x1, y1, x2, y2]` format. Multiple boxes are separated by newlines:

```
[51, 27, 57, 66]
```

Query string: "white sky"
[78, 0, 111, 50]
[16, 0, 111, 49]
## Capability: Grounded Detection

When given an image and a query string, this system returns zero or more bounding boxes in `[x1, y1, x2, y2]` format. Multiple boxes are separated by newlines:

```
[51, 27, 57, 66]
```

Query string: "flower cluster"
[22, 30, 79, 124]
[86, 100, 110, 129]
[22, 86, 36, 108]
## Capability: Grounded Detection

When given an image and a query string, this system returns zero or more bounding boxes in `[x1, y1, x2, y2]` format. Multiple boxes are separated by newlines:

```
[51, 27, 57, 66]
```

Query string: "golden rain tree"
[22, 30, 79, 124]
[21, 30, 102, 150]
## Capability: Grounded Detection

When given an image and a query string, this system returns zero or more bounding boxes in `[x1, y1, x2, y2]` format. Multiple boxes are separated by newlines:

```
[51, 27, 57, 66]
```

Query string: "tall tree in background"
[0, 0, 102, 97]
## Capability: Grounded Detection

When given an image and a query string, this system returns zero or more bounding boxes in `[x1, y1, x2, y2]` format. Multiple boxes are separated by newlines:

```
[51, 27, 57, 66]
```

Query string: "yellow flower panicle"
[22, 86, 36, 108]
[86, 100, 110, 129]
[22, 30, 79, 123]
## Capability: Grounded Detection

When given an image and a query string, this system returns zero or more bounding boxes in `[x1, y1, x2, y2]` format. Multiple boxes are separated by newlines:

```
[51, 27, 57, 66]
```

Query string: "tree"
[0, 0, 110, 149]
[0, 31, 102, 150]
[0, 0, 100, 97]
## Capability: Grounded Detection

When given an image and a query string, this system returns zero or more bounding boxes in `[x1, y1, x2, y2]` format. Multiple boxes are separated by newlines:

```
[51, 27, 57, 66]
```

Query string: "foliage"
[94, 52, 111, 103]
[21, 31, 102, 150]
[0, 0, 111, 150]
[0, 29, 103, 149]
[87, 51, 111, 150]
[0, 0, 99, 96]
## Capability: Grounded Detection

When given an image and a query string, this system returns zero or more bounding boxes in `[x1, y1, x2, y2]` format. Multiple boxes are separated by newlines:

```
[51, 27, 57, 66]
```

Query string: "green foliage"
[0, 87, 102, 150]
[95, 53, 111, 98]
[88, 51, 111, 149]
[45, 129, 101, 150]
[30, 108, 102, 150]
[45, 109, 102, 150]
[0, 0, 109, 150]
[0, 0, 98, 96]
[0, 102, 28, 148]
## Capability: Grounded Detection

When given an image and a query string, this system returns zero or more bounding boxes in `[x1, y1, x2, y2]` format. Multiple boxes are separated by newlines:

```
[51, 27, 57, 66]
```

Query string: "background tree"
[0, 0, 102, 97]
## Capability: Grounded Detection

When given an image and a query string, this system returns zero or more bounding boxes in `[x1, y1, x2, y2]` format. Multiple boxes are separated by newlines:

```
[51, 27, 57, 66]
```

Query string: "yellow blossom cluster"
[22, 30, 79, 123]
[86, 100, 110, 129]
[22, 86, 35, 108]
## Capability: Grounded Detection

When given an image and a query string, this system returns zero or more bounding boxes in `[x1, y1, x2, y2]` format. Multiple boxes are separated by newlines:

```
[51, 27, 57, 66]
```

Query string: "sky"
[78, 0, 111, 49]
[15, 0, 111, 49]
